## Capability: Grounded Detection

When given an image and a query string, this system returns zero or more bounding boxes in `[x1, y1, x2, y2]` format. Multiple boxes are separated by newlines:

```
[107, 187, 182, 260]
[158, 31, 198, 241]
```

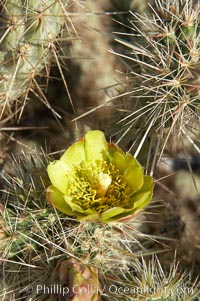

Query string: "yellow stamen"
[68, 160, 131, 213]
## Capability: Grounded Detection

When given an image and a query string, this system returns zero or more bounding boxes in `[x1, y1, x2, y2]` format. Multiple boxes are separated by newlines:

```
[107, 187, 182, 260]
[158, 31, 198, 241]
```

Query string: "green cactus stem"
[0, 0, 64, 115]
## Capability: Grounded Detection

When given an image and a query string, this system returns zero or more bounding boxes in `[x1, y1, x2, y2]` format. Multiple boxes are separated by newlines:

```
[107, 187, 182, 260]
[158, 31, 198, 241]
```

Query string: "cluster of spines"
[110, 0, 200, 169]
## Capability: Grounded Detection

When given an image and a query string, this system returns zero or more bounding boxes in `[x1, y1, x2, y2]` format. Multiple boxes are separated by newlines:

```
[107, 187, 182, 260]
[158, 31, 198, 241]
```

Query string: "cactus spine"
[111, 0, 200, 166]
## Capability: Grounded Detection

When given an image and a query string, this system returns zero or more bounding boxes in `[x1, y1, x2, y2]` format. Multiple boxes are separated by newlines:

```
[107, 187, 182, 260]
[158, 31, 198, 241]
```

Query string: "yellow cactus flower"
[46, 130, 154, 222]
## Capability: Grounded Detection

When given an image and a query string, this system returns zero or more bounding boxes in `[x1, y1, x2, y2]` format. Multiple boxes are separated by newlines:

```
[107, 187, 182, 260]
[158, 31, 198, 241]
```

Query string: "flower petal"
[64, 196, 94, 215]
[116, 211, 140, 223]
[111, 150, 127, 172]
[131, 176, 154, 209]
[111, 152, 144, 192]
[113, 152, 142, 173]
[107, 143, 124, 161]
[47, 160, 69, 194]
[84, 130, 108, 161]
[46, 185, 74, 215]
[77, 213, 100, 221]
[124, 163, 144, 193]
[100, 207, 126, 222]
[60, 138, 86, 167]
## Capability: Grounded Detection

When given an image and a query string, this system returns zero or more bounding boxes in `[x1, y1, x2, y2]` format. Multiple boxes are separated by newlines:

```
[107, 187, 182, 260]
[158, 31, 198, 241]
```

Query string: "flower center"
[68, 161, 132, 213]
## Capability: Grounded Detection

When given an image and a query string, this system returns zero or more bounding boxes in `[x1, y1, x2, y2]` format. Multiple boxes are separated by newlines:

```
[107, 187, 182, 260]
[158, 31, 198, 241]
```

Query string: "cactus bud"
[49, 258, 101, 301]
